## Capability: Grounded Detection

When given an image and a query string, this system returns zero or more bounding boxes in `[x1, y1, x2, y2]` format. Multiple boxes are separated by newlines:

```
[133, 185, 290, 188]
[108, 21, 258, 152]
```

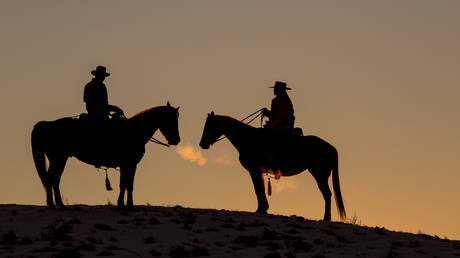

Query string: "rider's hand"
[262, 108, 270, 116]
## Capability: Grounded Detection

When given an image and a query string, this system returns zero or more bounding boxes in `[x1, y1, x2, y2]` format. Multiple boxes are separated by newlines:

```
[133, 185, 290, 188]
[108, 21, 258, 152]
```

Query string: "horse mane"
[130, 105, 165, 120]
[215, 114, 257, 130]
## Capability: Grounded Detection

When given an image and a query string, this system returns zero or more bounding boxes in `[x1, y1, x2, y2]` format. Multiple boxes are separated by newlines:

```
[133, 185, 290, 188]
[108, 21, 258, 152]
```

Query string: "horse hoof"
[256, 209, 268, 214]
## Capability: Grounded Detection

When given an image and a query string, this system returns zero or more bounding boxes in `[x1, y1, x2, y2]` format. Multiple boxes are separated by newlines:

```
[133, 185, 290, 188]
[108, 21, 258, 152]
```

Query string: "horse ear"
[210, 111, 215, 116]
[176, 107, 180, 112]
[167, 101, 171, 107]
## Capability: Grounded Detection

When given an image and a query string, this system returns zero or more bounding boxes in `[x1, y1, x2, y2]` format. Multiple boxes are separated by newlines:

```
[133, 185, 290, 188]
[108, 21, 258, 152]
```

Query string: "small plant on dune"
[19, 236, 33, 245]
[55, 249, 82, 258]
[96, 250, 114, 256]
[150, 249, 162, 256]
[234, 235, 259, 247]
[347, 212, 362, 226]
[94, 223, 113, 231]
[1, 230, 17, 246]
[191, 246, 210, 256]
[149, 216, 161, 224]
[264, 251, 282, 258]
[144, 236, 155, 244]
[169, 245, 189, 258]
[42, 220, 74, 243]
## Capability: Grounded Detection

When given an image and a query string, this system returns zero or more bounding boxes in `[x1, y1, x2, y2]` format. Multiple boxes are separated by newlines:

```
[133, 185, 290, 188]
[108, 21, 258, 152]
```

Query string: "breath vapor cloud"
[176, 143, 207, 166]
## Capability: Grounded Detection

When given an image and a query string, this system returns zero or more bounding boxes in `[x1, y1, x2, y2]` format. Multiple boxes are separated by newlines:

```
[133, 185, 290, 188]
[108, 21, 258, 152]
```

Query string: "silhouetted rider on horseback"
[84, 66, 123, 120]
[262, 81, 296, 131]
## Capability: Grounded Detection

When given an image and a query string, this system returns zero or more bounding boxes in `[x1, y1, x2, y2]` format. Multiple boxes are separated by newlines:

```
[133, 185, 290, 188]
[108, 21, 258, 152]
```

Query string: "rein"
[215, 108, 265, 142]
[150, 137, 170, 147]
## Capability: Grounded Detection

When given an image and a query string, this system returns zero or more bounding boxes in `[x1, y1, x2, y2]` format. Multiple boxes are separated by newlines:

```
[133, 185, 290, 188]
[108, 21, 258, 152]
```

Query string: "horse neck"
[130, 107, 163, 144]
[216, 115, 255, 151]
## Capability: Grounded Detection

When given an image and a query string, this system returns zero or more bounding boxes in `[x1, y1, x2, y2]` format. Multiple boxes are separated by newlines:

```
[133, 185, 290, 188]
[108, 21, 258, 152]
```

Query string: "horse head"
[158, 102, 181, 146]
[199, 111, 222, 149]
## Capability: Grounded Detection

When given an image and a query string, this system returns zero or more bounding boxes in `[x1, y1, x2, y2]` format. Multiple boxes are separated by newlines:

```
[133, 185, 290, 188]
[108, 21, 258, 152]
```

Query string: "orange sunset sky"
[1, 1, 459, 239]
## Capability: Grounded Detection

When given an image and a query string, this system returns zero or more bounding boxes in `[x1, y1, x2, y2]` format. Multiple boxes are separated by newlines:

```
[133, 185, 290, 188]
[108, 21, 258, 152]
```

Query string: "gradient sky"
[1, 1, 459, 239]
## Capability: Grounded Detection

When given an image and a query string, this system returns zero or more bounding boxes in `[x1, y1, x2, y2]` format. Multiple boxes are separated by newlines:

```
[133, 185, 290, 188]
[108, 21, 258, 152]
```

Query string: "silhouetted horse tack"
[32, 102, 180, 208]
[199, 112, 346, 221]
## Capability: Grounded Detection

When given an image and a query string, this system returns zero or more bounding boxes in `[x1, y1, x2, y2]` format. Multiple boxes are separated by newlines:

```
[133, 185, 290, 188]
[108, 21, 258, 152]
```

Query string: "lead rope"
[104, 168, 113, 191]
[268, 177, 272, 196]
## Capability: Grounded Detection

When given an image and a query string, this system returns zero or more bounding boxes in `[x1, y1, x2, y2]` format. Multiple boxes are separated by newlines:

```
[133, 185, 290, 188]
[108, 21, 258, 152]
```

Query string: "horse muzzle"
[199, 142, 209, 149]
[168, 137, 180, 146]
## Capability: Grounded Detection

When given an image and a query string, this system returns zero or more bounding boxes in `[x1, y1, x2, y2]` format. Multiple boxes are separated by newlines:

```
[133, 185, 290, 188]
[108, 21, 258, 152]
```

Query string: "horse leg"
[47, 157, 67, 208]
[248, 168, 269, 214]
[311, 168, 332, 221]
[45, 171, 54, 208]
[125, 165, 137, 207]
[118, 168, 128, 207]
[51, 158, 68, 208]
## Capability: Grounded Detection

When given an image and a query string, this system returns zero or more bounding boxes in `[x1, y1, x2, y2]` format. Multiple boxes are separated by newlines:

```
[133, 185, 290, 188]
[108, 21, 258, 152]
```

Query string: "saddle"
[75, 113, 127, 168]
[77, 113, 127, 146]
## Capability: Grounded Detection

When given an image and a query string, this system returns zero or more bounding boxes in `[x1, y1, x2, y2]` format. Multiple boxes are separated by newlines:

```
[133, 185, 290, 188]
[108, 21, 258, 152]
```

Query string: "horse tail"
[31, 121, 48, 189]
[332, 148, 346, 221]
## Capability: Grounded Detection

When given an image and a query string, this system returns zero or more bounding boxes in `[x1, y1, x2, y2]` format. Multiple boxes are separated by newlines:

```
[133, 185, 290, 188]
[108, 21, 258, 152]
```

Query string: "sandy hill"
[0, 204, 458, 257]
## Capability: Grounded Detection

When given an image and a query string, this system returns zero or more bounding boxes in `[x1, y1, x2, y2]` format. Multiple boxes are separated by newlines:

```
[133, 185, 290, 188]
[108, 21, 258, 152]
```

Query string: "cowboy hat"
[269, 81, 291, 90]
[91, 66, 110, 77]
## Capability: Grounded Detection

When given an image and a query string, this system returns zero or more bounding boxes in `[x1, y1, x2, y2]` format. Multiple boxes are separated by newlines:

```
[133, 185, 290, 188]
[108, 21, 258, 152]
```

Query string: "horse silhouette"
[31, 102, 180, 208]
[199, 112, 346, 221]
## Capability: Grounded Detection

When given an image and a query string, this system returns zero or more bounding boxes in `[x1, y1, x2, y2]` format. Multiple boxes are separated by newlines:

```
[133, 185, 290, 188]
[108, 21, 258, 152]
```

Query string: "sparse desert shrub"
[236, 222, 247, 231]
[42, 221, 73, 243]
[191, 246, 210, 256]
[352, 228, 366, 235]
[287, 228, 300, 234]
[391, 240, 403, 248]
[96, 250, 114, 256]
[94, 223, 113, 231]
[374, 227, 387, 235]
[313, 239, 324, 246]
[234, 235, 259, 247]
[285, 240, 312, 253]
[54, 249, 82, 258]
[173, 205, 184, 210]
[249, 219, 268, 227]
[221, 223, 234, 229]
[261, 228, 280, 240]
[171, 218, 181, 224]
[349, 214, 362, 225]
[106, 244, 123, 251]
[144, 236, 155, 244]
[150, 249, 162, 256]
[1, 230, 17, 246]
[264, 251, 282, 258]
[215, 241, 225, 247]
[116, 219, 128, 224]
[169, 245, 189, 258]
[262, 241, 281, 250]
[205, 227, 219, 232]
[76, 241, 96, 252]
[133, 217, 145, 222]
[149, 216, 160, 224]
[336, 235, 348, 243]
[19, 236, 33, 245]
